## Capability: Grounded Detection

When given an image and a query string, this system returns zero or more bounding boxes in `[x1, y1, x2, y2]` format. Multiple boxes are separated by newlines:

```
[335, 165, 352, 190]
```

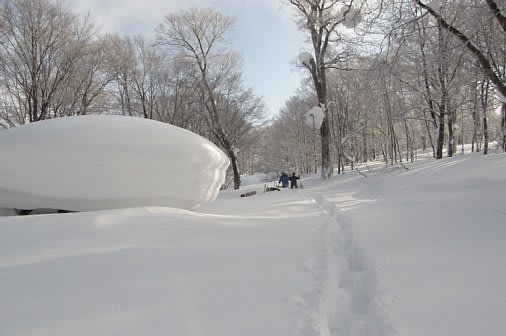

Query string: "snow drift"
[0, 115, 229, 211]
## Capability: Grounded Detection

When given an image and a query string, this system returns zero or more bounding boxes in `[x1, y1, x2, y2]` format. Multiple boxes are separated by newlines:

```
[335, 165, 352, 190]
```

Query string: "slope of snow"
[1, 151, 505, 335]
[315, 152, 506, 336]
[0, 115, 229, 211]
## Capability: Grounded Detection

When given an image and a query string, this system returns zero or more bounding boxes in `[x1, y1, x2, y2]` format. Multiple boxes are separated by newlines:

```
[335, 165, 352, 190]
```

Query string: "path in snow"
[299, 191, 394, 336]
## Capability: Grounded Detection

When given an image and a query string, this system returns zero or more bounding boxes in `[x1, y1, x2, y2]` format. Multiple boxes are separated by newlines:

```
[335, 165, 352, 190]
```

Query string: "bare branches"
[413, 0, 506, 99]
[156, 7, 264, 189]
[486, 0, 506, 32]
[0, 0, 101, 122]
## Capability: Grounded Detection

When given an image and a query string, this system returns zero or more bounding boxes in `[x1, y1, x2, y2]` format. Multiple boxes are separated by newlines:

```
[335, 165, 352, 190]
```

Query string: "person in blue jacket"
[279, 172, 289, 188]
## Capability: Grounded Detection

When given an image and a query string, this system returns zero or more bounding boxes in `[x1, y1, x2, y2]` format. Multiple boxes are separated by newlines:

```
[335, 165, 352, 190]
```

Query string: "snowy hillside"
[1, 151, 505, 336]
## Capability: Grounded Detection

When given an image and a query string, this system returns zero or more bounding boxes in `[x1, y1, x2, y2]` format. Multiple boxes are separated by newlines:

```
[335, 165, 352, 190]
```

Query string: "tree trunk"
[483, 114, 489, 155]
[502, 104, 506, 152]
[480, 80, 490, 155]
[229, 151, 241, 190]
[435, 111, 445, 159]
[320, 115, 332, 178]
[447, 110, 455, 157]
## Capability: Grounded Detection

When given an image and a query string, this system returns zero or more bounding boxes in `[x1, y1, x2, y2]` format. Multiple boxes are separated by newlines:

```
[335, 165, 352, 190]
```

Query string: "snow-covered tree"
[287, 0, 364, 179]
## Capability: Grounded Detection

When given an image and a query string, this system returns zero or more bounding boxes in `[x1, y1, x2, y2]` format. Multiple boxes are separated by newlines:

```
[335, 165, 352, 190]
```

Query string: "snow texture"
[298, 51, 314, 68]
[1, 148, 505, 336]
[340, 5, 362, 29]
[428, 0, 442, 13]
[306, 106, 325, 129]
[495, 88, 506, 104]
[0, 115, 229, 211]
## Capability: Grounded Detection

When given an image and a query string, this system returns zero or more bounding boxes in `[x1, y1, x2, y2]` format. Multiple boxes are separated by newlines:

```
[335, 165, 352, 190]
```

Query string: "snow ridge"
[304, 194, 395, 336]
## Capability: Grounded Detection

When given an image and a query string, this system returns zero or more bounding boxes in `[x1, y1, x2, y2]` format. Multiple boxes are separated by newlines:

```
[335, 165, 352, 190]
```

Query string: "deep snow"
[1, 150, 505, 336]
[0, 115, 229, 211]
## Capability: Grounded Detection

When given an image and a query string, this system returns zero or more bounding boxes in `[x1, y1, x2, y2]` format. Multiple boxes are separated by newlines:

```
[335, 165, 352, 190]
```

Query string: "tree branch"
[413, 0, 506, 99]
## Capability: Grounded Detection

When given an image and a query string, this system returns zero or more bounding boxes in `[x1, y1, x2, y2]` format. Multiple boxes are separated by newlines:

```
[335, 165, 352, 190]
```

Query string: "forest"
[0, 0, 505, 188]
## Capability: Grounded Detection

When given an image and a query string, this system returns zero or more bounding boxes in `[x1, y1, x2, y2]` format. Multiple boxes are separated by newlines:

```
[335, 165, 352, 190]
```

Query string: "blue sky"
[71, 0, 309, 119]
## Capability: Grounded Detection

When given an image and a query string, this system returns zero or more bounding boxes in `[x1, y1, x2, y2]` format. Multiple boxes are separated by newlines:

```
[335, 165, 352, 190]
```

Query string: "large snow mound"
[0, 115, 229, 211]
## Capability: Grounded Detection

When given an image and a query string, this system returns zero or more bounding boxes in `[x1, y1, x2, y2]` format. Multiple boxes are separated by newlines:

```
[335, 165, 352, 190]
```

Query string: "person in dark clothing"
[279, 172, 289, 188]
[288, 172, 300, 189]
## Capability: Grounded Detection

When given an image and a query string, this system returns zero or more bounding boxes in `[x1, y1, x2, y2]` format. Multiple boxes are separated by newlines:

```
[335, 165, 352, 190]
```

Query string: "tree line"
[263, 0, 505, 177]
[1, 0, 504, 186]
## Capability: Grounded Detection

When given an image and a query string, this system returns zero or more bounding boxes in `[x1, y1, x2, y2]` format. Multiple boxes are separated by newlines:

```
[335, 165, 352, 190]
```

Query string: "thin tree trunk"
[435, 111, 445, 159]
[480, 80, 490, 155]
[501, 104, 506, 151]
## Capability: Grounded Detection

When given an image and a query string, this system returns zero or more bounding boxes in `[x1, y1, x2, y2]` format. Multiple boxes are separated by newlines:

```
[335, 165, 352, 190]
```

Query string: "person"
[279, 172, 289, 188]
[288, 172, 300, 189]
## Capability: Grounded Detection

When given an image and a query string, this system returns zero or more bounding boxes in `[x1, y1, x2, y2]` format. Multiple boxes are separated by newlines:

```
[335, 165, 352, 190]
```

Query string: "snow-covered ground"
[1, 151, 505, 336]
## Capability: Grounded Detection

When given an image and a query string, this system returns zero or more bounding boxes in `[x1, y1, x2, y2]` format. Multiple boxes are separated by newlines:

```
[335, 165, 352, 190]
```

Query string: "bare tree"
[286, 0, 364, 178]
[54, 34, 118, 117]
[0, 0, 97, 123]
[156, 57, 200, 129]
[278, 95, 319, 173]
[413, 0, 506, 100]
[156, 8, 263, 189]
[129, 35, 167, 120]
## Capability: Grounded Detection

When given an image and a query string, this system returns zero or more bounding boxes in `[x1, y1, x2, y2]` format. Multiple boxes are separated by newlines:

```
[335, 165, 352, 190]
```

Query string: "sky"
[70, 0, 309, 119]
[1, 116, 505, 335]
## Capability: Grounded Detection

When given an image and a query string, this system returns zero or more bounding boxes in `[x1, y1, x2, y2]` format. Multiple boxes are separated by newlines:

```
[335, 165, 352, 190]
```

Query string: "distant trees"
[413, 0, 506, 99]
[411, 0, 506, 155]
[0, 0, 102, 125]
[269, 0, 505, 175]
[0, 0, 504, 182]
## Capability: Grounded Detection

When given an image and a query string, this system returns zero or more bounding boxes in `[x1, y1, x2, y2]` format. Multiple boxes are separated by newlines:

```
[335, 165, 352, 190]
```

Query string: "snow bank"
[0, 115, 229, 211]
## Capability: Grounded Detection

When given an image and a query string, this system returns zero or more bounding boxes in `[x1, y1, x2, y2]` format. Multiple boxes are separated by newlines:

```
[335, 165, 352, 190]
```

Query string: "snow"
[339, 6, 362, 29]
[1, 146, 506, 335]
[0, 115, 229, 211]
[306, 106, 325, 129]
[298, 51, 314, 68]
[495, 87, 506, 104]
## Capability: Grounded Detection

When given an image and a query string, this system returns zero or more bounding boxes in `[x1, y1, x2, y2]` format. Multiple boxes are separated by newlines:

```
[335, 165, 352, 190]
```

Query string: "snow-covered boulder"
[0, 115, 229, 212]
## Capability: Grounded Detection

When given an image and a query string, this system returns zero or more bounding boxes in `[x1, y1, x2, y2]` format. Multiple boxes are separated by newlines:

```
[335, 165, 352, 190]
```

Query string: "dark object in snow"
[265, 186, 281, 192]
[15, 208, 76, 215]
[17, 209, 32, 215]
[240, 191, 257, 197]
[57, 209, 75, 213]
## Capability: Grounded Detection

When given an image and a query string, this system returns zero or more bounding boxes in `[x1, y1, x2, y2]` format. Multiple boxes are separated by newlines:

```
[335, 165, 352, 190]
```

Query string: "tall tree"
[287, 0, 362, 178]
[156, 8, 263, 189]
